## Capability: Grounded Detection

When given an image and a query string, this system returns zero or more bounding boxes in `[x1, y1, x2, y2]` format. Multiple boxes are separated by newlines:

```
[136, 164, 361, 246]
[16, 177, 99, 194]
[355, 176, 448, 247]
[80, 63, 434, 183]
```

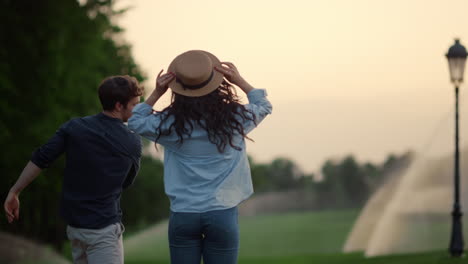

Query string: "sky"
[114, 0, 468, 174]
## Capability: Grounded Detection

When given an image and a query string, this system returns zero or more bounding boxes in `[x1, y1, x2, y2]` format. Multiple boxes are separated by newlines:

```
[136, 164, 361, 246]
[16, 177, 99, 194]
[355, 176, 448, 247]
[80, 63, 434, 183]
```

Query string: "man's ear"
[114, 102, 124, 112]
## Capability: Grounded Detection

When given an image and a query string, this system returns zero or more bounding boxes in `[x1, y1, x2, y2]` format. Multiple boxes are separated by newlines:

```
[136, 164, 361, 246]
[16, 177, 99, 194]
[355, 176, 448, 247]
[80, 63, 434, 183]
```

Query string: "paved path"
[0, 231, 70, 264]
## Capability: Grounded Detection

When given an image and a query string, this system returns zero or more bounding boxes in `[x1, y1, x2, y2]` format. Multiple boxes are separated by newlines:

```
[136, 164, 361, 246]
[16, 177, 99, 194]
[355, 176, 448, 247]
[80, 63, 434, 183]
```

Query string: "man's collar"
[98, 112, 123, 122]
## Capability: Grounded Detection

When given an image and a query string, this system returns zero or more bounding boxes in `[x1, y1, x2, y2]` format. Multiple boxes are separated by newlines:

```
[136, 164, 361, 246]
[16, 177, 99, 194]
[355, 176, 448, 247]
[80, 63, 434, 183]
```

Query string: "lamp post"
[446, 38, 467, 257]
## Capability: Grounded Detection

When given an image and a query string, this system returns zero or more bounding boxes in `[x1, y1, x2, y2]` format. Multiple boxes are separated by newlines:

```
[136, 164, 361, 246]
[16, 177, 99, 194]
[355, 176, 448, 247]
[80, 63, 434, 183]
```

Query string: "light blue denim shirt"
[128, 89, 272, 213]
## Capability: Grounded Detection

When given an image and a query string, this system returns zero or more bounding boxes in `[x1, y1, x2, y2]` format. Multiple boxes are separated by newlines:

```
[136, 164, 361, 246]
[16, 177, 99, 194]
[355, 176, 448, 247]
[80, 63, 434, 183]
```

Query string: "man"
[4, 75, 143, 264]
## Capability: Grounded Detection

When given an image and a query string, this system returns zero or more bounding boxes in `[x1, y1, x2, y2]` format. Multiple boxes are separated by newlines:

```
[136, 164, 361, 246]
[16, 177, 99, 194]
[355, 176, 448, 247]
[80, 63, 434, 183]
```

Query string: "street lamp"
[446, 38, 467, 257]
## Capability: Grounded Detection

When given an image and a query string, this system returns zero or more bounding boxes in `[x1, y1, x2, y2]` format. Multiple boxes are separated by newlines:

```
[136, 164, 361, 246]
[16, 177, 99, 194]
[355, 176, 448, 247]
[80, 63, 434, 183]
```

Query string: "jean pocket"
[169, 213, 200, 242]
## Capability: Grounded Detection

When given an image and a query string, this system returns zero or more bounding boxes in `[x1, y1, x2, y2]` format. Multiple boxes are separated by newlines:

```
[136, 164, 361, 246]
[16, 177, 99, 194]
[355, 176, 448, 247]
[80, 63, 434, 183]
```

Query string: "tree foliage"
[250, 152, 412, 209]
[0, 0, 145, 249]
[121, 156, 169, 233]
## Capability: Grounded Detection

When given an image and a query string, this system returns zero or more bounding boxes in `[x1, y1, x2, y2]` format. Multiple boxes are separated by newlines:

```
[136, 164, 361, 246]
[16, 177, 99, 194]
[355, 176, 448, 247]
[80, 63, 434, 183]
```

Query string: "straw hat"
[168, 50, 224, 97]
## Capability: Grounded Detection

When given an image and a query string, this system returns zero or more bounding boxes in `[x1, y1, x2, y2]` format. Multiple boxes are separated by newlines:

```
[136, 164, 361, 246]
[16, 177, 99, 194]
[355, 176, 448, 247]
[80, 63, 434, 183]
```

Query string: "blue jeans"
[168, 207, 239, 264]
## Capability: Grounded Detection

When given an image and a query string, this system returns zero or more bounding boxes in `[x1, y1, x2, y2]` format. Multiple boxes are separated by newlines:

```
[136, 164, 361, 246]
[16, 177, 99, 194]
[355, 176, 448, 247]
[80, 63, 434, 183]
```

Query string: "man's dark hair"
[98, 75, 143, 110]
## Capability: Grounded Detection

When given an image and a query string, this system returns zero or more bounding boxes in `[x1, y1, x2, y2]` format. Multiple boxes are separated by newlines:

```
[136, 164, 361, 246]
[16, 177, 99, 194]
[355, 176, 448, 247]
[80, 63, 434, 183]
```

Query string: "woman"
[128, 50, 272, 264]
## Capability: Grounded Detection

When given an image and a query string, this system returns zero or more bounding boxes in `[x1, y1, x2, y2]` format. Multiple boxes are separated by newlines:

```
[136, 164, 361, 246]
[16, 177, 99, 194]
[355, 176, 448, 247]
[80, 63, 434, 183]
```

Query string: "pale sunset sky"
[115, 0, 468, 174]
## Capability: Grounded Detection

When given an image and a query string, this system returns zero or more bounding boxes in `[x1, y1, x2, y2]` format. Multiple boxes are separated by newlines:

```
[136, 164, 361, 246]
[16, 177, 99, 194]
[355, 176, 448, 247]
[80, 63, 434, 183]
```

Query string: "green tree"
[267, 157, 302, 190]
[250, 156, 311, 192]
[249, 156, 271, 192]
[317, 156, 371, 208]
[317, 159, 347, 208]
[339, 156, 370, 206]
[121, 156, 169, 233]
[0, 0, 145, 249]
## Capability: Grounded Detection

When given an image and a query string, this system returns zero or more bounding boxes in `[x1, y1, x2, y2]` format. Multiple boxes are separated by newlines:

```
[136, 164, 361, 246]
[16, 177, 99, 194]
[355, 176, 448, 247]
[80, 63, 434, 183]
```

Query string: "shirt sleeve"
[30, 122, 68, 169]
[122, 138, 142, 189]
[242, 89, 273, 134]
[122, 159, 140, 189]
[128, 103, 165, 142]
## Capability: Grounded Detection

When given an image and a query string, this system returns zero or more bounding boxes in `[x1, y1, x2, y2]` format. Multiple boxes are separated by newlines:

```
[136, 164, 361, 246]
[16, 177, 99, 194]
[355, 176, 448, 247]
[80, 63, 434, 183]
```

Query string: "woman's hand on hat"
[155, 70, 175, 97]
[215, 62, 253, 94]
[145, 70, 175, 106]
[215, 62, 242, 85]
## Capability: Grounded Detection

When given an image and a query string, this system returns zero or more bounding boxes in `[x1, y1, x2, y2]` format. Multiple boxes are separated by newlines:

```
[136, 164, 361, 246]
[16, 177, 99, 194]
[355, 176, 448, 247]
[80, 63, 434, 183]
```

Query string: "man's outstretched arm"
[4, 161, 42, 223]
[4, 122, 68, 223]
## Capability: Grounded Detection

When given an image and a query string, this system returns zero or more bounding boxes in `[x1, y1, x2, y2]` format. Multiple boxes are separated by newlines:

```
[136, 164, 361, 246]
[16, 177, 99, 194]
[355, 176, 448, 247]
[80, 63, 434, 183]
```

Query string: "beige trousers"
[66, 223, 124, 264]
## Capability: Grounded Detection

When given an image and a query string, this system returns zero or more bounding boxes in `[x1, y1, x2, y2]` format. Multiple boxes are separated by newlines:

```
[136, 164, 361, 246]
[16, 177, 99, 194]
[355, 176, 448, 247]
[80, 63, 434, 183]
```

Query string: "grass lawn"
[125, 251, 467, 264]
[236, 251, 467, 264]
[124, 209, 359, 262]
[123, 209, 467, 264]
[238, 210, 358, 256]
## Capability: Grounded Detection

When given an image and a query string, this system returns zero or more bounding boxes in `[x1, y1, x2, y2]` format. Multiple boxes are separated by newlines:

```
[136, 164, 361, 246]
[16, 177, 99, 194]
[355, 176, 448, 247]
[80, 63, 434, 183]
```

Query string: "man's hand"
[4, 191, 20, 223]
[3, 161, 42, 223]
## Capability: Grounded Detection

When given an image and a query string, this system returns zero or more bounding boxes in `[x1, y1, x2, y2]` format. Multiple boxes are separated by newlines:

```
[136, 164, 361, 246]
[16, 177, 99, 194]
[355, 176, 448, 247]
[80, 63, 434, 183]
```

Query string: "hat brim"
[168, 51, 224, 97]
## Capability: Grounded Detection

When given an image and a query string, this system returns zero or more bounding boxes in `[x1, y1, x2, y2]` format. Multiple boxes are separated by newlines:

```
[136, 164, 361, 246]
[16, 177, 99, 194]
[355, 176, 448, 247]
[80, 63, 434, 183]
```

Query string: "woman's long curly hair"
[154, 80, 256, 152]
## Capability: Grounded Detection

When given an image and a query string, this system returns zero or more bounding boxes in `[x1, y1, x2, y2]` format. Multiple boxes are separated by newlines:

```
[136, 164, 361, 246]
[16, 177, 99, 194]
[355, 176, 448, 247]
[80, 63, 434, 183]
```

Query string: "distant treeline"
[248, 152, 412, 210]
